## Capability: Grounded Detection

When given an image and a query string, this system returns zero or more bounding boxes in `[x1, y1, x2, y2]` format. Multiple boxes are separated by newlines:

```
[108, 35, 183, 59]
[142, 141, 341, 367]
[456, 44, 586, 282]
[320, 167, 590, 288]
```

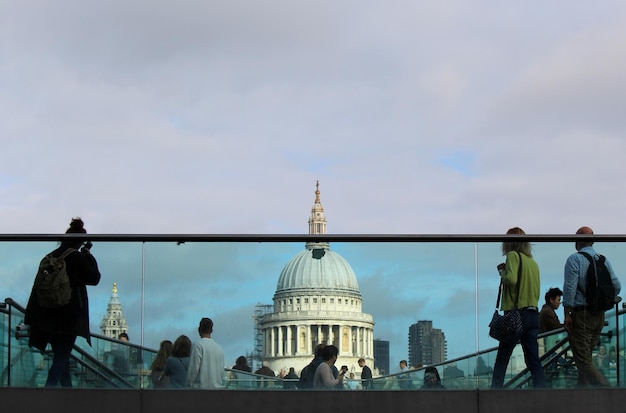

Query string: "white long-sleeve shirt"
[313, 362, 342, 388]
[185, 337, 225, 389]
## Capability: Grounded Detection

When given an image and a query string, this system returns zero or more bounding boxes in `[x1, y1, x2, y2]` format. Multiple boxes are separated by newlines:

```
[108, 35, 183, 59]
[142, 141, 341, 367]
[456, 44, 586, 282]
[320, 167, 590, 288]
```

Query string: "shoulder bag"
[489, 251, 524, 343]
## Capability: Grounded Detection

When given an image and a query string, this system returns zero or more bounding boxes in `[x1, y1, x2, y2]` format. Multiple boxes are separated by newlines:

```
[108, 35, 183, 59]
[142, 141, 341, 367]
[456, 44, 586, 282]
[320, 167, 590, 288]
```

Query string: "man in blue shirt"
[563, 226, 621, 387]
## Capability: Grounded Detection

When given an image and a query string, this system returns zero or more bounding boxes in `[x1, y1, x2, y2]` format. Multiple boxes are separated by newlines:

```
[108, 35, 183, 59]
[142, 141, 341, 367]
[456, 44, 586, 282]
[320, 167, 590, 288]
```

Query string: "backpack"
[34, 248, 76, 308]
[579, 251, 616, 312]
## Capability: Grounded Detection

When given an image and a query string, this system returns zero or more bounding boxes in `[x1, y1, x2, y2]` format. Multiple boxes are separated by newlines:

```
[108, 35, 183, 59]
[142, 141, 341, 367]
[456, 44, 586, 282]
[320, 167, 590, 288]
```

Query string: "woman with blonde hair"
[491, 227, 545, 388]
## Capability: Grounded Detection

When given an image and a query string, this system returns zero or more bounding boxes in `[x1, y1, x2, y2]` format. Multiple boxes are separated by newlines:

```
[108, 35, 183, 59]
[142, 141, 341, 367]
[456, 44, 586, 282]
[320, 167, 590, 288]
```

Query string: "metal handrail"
[1, 233, 625, 243]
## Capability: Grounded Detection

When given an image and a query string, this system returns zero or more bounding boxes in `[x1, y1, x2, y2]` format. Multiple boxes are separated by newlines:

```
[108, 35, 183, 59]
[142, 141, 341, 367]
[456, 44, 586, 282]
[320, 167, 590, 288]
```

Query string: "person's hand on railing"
[564, 307, 573, 333]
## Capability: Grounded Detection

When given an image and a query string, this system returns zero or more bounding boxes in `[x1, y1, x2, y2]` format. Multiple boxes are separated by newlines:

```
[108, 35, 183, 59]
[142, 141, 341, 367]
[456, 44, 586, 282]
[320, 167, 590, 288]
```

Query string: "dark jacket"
[299, 356, 324, 388]
[361, 365, 373, 388]
[25, 244, 101, 351]
[255, 366, 276, 377]
[539, 303, 563, 333]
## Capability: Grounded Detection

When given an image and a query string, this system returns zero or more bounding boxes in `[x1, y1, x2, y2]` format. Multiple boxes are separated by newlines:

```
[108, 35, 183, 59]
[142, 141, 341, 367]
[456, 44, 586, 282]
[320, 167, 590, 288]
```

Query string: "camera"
[15, 323, 30, 339]
[82, 241, 93, 252]
[341, 365, 348, 372]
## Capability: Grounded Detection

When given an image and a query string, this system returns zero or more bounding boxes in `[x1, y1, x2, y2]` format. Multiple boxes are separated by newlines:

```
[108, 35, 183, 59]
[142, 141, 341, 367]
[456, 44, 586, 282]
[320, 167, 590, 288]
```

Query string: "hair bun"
[66, 217, 87, 234]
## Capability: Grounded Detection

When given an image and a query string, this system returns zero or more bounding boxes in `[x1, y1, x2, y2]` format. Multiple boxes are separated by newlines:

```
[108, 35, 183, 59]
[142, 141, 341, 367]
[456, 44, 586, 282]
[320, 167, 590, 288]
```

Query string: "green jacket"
[499, 251, 540, 311]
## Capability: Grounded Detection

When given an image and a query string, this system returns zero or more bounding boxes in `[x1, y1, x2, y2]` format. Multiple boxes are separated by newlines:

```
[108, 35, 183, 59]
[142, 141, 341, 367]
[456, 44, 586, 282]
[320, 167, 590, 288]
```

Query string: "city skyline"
[3, 1, 626, 374]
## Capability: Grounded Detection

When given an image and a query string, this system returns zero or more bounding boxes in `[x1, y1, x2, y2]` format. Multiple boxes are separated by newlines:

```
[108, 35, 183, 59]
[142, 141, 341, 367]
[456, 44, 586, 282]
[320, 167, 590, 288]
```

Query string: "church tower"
[100, 283, 129, 339]
[258, 182, 375, 377]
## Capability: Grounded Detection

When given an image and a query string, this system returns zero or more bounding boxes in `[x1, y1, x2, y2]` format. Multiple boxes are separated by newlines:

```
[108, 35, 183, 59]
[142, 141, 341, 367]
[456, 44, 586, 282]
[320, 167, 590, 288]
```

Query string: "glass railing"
[1, 234, 625, 389]
[2, 298, 156, 388]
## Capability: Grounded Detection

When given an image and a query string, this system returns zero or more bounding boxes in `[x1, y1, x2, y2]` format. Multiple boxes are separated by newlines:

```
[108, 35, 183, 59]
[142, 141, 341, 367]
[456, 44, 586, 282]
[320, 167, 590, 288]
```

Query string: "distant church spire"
[100, 282, 128, 340]
[307, 180, 329, 250]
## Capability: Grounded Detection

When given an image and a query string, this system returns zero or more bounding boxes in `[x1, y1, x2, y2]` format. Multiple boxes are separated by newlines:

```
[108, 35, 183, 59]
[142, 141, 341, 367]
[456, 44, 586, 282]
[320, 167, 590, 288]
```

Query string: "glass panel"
[1, 237, 625, 390]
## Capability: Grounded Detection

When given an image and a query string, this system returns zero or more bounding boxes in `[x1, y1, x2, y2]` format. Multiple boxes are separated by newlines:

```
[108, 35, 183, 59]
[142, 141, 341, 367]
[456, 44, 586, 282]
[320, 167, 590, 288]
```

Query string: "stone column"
[307, 325, 312, 355]
[286, 325, 292, 356]
[317, 325, 322, 346]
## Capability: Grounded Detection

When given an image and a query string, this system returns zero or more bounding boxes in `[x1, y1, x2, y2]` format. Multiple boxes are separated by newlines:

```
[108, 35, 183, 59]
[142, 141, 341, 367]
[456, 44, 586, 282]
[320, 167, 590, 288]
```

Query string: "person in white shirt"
[186, 317, 225, 389]
[313, 345, 347, 389]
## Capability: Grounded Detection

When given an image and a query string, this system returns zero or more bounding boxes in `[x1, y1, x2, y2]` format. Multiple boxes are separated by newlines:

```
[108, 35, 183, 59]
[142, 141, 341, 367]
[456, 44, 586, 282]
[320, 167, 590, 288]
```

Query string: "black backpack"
[34, 248, 75, 308]
[579, 251, 616, 312]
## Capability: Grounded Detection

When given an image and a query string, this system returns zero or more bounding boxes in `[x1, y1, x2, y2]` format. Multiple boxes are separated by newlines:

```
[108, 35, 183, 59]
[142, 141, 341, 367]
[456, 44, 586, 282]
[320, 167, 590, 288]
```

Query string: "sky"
[2, 1, 626, 373]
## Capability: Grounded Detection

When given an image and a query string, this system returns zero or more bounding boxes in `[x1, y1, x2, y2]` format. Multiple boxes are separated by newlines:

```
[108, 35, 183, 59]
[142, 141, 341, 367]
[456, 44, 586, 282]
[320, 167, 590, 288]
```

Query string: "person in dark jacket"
[358, 358, 373, 389]
[299, 343, 326, 389]
[25, 217, 101, 387]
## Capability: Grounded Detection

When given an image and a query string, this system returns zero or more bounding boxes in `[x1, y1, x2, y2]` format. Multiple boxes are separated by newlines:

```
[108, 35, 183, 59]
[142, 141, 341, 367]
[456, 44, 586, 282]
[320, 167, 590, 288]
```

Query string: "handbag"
[489, 252, 524, 343]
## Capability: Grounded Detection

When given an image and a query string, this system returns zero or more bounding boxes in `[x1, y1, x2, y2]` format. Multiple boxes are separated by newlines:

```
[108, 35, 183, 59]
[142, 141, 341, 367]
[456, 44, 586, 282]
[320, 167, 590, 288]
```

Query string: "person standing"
[149, 340, 173, 388]
[165, 335, 192, 388]
[299, 343, 326, 389]
[491, 227, 545, 389]
[25, 217, 101, 387]
[283, 367, 299, 389]
[358, 358, 372, 389]
[313, 345, 348, 389]
[563, 226, 621, 387]
[397, 359, 412, 389]
[539, 287, 564, 333]
[539, 287, 565, 359]
[186, 317, 225, 389]
[254, 360, 276, 388]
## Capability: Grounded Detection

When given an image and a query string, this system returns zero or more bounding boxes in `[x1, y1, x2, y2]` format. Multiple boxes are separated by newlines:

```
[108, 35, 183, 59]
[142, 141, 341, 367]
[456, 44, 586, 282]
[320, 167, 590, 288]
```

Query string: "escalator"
[2, 298, 156, 388]
[369, 304, 624, 390]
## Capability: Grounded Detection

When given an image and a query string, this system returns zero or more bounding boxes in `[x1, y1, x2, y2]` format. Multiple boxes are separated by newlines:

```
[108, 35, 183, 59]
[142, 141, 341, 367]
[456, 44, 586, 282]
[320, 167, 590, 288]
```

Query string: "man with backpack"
[25, 218, 101, 387]
[563, 226, 621, 387]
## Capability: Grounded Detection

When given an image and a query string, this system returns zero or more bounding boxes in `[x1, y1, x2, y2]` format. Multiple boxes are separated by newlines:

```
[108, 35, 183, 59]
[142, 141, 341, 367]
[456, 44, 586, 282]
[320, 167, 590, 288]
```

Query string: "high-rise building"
[408, 320, 447, 367]
[257, 182, 375, 376]
[373, 339, 390, 375]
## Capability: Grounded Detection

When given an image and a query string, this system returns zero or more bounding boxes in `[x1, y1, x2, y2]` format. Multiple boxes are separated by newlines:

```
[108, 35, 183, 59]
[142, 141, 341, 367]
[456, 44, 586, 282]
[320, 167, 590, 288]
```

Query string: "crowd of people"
[22, 219, 622, 390]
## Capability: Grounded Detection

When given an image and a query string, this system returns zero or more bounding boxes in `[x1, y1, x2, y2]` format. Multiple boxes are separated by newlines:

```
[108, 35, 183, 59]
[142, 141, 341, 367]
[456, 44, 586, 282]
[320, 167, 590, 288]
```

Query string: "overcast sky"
[2, 1, 626, 373]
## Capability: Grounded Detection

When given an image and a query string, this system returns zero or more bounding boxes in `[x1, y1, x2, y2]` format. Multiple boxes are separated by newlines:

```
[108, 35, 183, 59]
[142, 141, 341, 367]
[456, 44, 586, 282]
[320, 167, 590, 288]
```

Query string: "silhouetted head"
[575, 226, 594, 251]
[64, 217, 87, 248]
[501, 226, 532, 257]
[172, 335, 192, 357]
[322, 345, 339, 361]
[198, 317, 214, 336]
[544, 287, 563, 307]
[314, 343, 326, 357]
[66, 217, 87, 234]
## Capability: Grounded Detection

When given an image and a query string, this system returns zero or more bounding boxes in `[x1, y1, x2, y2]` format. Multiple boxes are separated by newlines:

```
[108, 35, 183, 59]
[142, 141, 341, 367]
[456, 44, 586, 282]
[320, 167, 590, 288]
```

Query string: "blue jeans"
[491, 308, 546, 388]
[45, 334, 76, 387]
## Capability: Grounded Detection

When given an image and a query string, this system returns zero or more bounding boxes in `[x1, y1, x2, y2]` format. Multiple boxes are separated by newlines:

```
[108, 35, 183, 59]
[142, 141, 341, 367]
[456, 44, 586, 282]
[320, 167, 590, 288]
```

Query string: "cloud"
[3, 1, 626, 368]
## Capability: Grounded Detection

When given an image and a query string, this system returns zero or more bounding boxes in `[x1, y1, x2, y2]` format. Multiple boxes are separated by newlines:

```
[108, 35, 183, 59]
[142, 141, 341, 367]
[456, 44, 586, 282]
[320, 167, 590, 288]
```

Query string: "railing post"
[5, 299, 11, 387]
[616, 300, 621, 387]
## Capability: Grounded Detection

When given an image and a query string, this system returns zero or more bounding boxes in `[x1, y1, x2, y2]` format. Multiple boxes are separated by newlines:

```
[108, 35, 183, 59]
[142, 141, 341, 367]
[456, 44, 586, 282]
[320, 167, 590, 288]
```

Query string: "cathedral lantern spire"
[308, 180, 327, 235]
[307, 180, 329, 250]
